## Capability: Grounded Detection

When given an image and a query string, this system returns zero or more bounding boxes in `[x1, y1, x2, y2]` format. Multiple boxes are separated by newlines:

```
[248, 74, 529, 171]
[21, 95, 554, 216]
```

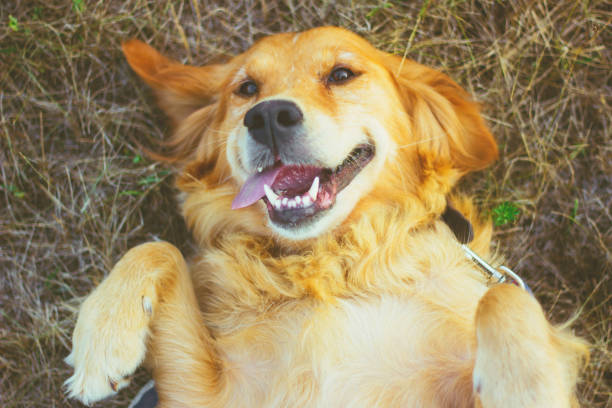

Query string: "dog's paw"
[65, 292, 155, 405]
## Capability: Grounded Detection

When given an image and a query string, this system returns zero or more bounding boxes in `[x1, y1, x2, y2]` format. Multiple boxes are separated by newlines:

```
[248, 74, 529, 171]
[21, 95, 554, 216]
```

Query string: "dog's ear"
[122, 39, 229, 125]
[383, 54, 498, 173]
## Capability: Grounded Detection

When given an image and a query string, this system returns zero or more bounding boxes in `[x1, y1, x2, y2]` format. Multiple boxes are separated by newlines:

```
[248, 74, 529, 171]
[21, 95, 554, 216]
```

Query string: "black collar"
[441, 204, 474, 244]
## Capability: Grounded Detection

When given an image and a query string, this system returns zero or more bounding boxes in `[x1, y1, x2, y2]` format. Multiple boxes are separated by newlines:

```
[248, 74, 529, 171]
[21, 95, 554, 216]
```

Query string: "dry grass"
[0, 1, 610, 406]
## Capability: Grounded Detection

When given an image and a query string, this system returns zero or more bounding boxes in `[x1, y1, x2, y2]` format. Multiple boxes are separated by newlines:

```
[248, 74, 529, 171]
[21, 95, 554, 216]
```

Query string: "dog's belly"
[217, 295, 477, 407]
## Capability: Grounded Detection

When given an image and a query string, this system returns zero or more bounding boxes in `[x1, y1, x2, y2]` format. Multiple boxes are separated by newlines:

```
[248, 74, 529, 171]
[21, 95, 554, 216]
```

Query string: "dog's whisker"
[396, 136, 444, 149]
[196, 138, 230, 148]
[206, 128, 233, 136]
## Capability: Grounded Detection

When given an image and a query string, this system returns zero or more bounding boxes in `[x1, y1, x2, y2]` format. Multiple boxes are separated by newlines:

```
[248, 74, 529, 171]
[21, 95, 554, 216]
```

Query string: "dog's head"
[123, 27, 497, 242]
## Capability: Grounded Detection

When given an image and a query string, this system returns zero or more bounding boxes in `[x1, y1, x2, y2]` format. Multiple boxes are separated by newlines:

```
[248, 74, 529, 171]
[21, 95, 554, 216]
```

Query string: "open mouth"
[232, 144, 375, 228]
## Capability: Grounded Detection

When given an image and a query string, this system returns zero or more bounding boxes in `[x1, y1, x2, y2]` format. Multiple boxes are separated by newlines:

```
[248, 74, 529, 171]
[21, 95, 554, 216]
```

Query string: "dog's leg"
[65, 242, 221, 405]
[472, 284, 587, 408]
[146, 258, 225, 408]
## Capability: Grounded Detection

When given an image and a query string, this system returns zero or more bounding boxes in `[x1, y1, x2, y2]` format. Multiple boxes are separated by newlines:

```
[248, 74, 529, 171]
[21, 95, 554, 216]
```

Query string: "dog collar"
[441, 205, 531, 293]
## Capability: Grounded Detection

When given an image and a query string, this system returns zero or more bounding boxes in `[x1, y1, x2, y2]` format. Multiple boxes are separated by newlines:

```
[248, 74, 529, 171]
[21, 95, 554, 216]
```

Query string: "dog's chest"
[215, 295, 477, 407]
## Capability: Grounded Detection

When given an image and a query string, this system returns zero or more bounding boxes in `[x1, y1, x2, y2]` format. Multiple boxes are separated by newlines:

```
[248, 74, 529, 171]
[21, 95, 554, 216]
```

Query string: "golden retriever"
[65, 27, 587, 407]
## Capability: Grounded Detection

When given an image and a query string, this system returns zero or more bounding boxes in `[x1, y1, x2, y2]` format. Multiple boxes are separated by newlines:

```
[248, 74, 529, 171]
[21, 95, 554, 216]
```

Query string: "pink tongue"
[232, 167, 282, 209]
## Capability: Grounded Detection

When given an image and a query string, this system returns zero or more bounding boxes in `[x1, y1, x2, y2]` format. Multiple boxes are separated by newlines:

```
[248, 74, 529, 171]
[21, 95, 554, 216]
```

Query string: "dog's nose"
[244, 100, 303, 152]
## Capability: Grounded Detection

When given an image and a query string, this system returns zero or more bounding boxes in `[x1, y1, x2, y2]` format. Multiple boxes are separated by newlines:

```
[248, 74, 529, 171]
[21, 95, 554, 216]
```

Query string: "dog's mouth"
[232, 144, 375, 228]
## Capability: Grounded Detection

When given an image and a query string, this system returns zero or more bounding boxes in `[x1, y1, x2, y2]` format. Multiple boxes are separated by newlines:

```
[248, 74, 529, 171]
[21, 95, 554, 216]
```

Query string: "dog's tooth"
[288, 199, 296, 208]
[274, 200, 282, 210]
[282, 197, 288, 206]
[302, 195, 312, 207]
[295, 196, 302, 205]
[308, 177, 319, 201]
[264, 184, 279, 205]
[257, 167, 263, 173]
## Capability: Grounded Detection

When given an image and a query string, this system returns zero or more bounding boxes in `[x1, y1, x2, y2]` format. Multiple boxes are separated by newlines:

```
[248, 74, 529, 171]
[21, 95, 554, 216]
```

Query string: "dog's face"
[225, 30, 404, 239]
[123, 27, 497, 241]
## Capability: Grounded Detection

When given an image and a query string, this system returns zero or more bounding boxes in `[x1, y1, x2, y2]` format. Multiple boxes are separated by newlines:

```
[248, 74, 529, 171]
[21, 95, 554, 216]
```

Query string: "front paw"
[65, 289, 155, 405]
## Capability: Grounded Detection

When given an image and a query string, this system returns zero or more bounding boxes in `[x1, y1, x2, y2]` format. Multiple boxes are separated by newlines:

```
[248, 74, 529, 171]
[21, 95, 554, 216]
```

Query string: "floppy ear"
[122, 39, 229, 125]
[383, 54, 498, 173]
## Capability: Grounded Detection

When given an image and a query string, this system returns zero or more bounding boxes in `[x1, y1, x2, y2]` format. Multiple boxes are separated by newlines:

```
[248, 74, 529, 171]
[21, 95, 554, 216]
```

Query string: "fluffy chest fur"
[212, 297, 478, 407]
[191, 220, 488, 407]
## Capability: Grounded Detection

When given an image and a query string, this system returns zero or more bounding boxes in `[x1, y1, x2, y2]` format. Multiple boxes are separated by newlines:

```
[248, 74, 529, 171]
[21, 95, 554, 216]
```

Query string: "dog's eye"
[327, 67, 355, 85]
[237, 80, 258, 97]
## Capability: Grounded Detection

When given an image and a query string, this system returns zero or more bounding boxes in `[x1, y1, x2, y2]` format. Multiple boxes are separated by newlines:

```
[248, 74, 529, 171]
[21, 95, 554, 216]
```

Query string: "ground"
[0, 1, 610, 407]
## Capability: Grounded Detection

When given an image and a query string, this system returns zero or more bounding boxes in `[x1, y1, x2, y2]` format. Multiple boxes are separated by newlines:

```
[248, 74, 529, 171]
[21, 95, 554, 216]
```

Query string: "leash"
[441, 205, 532, 294]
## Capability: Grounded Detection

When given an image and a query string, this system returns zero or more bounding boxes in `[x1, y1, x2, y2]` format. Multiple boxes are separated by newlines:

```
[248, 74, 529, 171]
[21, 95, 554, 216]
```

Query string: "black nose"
[244, 100, 303, 152]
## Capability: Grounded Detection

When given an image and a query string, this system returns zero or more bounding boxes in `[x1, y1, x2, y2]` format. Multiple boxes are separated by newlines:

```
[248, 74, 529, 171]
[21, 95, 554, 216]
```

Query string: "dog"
[65, 26, 587, 407]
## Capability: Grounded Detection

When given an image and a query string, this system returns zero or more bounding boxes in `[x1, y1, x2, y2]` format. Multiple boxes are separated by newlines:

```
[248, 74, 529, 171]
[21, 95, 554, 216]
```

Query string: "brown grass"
[1, 1, 610, 406]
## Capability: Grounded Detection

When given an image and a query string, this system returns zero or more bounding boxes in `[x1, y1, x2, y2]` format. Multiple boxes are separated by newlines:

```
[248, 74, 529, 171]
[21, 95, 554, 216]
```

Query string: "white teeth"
[308, 176, 319, 201]
[267, 177, 319, 212]
[257, 167, 263, 173]
[264, 184, 279, 205]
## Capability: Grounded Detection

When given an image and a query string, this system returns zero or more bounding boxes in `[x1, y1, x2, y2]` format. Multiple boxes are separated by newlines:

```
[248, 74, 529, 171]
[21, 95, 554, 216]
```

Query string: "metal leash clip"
[461, 244, 527, 291]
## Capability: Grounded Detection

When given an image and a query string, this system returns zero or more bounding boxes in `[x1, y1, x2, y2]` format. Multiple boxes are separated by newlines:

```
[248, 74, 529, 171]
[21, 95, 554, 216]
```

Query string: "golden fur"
[65, 27, 587, 407]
